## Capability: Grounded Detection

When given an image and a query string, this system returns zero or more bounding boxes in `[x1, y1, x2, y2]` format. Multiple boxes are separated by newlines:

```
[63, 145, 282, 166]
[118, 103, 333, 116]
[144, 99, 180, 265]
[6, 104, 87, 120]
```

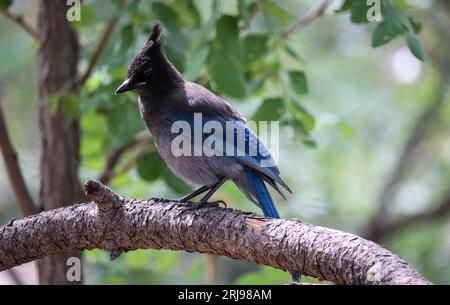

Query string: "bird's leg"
[198, 177, 228, 207]
[155, 178, 228, 208]
[150, 186, 211, 204]
[177, 185, 211, 202]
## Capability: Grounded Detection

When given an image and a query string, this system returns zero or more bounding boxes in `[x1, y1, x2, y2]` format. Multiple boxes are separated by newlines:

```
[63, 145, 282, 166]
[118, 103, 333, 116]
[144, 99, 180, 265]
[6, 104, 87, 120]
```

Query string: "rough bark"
[37, 0, 83, 284]
[0, 180, 431, 285]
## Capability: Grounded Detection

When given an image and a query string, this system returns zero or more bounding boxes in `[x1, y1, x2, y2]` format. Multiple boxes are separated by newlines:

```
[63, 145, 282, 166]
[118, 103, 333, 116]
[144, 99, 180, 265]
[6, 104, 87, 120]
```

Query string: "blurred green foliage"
[1, 0, 449, 284]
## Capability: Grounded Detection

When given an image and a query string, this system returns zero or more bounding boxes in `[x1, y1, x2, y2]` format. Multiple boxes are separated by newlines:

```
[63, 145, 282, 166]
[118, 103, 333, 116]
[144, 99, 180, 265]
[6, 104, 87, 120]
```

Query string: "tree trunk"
[36, 0, 83, 285]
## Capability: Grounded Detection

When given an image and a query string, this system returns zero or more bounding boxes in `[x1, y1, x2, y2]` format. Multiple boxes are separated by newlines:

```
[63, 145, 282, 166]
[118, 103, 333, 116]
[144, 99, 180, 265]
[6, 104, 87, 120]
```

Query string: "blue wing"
[230, 119, 291, 196]
[168, 113, 291, 198]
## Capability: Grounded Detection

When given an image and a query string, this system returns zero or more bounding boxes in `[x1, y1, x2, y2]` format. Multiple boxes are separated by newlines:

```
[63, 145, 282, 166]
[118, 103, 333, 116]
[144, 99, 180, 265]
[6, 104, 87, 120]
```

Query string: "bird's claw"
[149, 197, 227, 209]
[180, 200, 228, 211]
[149, 197, 173, 203]
[199, 200, 227, 208]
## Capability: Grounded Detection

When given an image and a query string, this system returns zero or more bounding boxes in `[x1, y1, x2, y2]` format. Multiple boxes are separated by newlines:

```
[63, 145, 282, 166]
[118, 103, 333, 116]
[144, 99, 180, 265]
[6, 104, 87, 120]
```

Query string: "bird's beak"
[116, 78, 147, 95]
[116, 78, 147, 94]
[115, 78, 135, 95]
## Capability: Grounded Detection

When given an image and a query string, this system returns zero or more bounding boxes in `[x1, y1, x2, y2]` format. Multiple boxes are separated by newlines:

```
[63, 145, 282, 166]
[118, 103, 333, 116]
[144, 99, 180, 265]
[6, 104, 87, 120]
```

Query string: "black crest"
[127, 21, 165, 78]
[143, 21, 163, 53]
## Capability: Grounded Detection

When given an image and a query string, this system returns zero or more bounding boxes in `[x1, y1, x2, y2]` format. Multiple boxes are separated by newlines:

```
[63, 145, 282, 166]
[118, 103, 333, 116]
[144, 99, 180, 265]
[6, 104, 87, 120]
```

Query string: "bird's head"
[116, 22, 179, 96]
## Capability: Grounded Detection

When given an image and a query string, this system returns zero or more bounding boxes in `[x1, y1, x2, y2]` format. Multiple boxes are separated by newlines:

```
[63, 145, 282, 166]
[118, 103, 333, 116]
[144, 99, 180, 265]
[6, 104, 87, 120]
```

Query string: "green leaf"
[289, 99, 315, 133]
[262, 0, 292, 25]
[371, 20, 403, 47]
[130, 9, 146, 26]
[210, 51, 247, 98]
[110, 67, 128, 82]
[137, 152, 162, 182]
[152, 2, 179, 29]
[336, 0, 356, 12]
[184, 47, 209, 81]
[222, 0, 239, 16]
[71, 5, 96, 29]
[370, 1, 416, 48]
[239, 0, 258, 27]
[171, 0, 201, 27]
[0, 0, 12, 10]
[183, 5, 218, 80]
[248, 75, 269, 94]
[350, 0, 370, 23]
[252, 98, 285, 121]
[165, 44, 187, 73]
[152, 2, 188, 70]
[81, 86, 114, 112]
[288, 71, 308, 95]
[61, 94, 80, 119]
[393, 0, 411, 11]
[302, 137, 317, 149]
[81, 109, 108, 167]
[119, 24, 134, 51]
[216, 15, 240, 60]
[84, 73, 103, 94]
[406, 13, 422, 34]
[243, 34, 269, 63]
[405, 31, 426, 61]
[161, 166, 190, 194]
[283, 44, 305, 64]
[107, 100, 146, 146]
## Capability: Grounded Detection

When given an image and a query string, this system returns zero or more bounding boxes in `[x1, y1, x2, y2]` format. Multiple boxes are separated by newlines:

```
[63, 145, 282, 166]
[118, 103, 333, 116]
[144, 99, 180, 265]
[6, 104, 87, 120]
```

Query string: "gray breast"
[138, 96, 245, 187]
[154, 127, 223, 187]
[138, 99, 221, 186]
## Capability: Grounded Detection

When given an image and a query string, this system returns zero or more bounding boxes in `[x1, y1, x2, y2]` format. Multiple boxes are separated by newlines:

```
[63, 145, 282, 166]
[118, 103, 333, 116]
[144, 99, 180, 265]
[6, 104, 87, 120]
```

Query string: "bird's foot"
[181, 200, 227, 210]
[199, 199, 227, 208]
[149, 197, 174, 203]
[150, 197, 227, 209]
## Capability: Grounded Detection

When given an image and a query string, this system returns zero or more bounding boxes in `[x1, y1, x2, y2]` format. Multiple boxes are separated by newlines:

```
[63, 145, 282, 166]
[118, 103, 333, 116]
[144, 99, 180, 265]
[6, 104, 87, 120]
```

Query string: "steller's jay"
[116, 22, 299, 282]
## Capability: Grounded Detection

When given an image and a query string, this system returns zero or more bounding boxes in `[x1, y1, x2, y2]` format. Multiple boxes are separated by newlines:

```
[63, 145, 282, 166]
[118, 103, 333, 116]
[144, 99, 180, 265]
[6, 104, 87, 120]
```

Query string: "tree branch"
[366, 71, 450, 241]
[78, 1, 127, 87]
[282, 0, 333, 40]
[97, 137, 150, 184]
[366, 189, 450, 241]
[0, 100, 37, 216]
[0, 180, 431, 285]
[1, 9, 40, 41]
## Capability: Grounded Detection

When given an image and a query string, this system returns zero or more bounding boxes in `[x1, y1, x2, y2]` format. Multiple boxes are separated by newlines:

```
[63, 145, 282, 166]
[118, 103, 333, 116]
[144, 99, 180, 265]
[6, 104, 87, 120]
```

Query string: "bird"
[116, 22, 299, 282]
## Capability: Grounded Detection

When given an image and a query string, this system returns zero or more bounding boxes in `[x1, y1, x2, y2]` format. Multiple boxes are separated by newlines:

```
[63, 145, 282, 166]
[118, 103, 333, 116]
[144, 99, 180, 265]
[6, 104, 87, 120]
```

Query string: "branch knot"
[84, 180, 121, 213]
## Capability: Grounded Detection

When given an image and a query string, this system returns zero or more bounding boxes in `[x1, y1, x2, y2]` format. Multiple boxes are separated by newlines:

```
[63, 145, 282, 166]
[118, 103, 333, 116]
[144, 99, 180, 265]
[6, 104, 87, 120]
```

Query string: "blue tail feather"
[246, 169, 300, 283]
[246, 169, 279, 219]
